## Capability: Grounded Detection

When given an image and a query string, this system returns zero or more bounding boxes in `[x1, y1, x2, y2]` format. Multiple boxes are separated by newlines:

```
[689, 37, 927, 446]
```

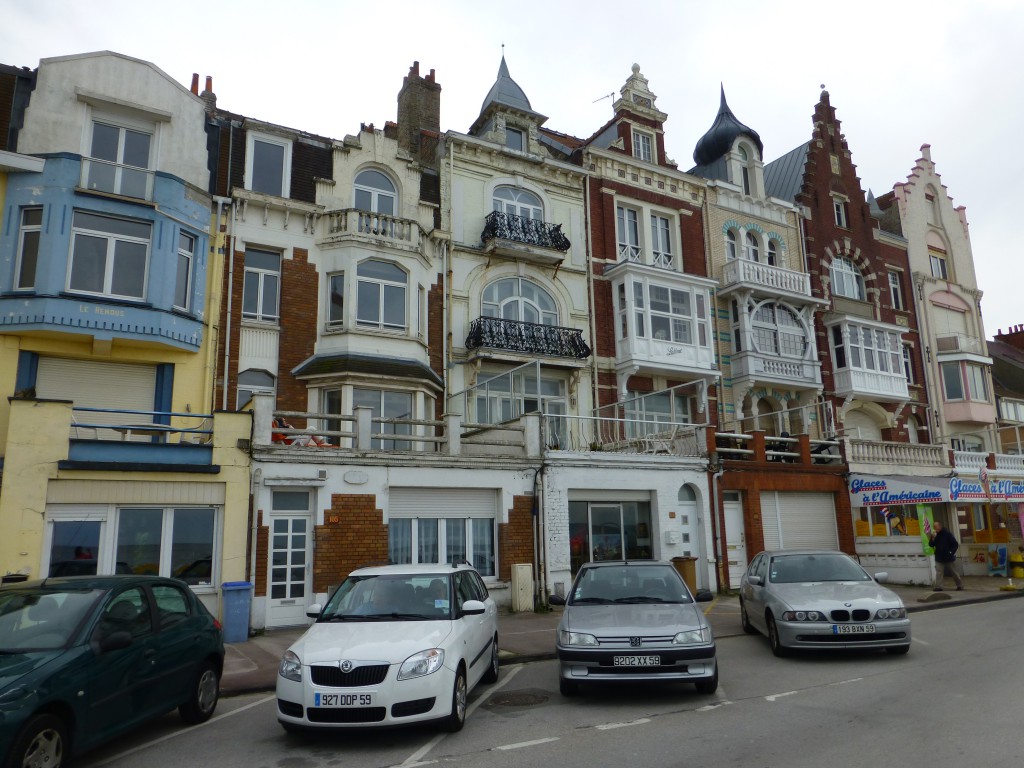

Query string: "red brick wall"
[499, 495, 536, 581]
[313, 494, 387, 592]
[277, 248, 318, 420]
[428, 273, 445, 419]
[253, 510, 268, 597]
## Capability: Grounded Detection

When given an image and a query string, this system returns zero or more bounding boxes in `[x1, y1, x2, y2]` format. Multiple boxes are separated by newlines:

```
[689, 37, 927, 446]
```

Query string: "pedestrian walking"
[928, 520, 963, 591]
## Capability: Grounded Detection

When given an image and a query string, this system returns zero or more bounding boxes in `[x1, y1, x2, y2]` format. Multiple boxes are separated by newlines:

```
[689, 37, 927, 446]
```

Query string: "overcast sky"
[4, 0, 1021, 336]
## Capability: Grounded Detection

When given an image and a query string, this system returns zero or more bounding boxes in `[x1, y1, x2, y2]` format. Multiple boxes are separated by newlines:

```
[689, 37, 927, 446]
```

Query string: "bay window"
[15, 207, 42, 290]
[68, 211, 150, 300]
[356, 259, 407, 331]
[942, 362, 989, 402]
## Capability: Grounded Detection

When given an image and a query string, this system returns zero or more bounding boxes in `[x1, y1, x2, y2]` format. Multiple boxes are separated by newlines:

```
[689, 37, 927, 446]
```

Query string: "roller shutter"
[389, 488, 499, 517]
[760, 491, 839, 550]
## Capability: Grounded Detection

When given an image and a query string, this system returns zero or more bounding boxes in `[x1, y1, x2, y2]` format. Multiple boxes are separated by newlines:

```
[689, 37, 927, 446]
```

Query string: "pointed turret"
[692, 86, 763, 166]
[470, 56, 546, 137]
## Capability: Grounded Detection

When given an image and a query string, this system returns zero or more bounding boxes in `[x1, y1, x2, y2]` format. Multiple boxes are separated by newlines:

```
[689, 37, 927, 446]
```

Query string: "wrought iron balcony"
[466, 316, 591, 359]
[481, 211, 571, 264]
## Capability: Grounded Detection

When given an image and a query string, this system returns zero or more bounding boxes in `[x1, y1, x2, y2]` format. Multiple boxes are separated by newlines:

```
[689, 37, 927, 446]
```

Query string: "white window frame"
[174, 231, 195, 312]
[67, 211, 151, 301]
[15, 207, 42, 291]
[941, 362, 989, 403]
[388, 517, 496, 577]
[356, 259, 408, 331]
[832, 322, 901, 373]
[505, 127, 524, 152]
[482, 277, 559, 326]
[766, 239, 779, 267]
[831, 256, 866, 301]
[354, 169, 397, 214]
[751, 302, 807, 359]
[930, 251, 948, 280]
[242, 248, 281, 323]
[888, 270, 905, 311]
[650, 213, 673, 268]
[236, 369, 275, 409]
[629, 278, 710, 348]
[85, 118, 155, 200]
[632, 130, 654, 162]
[616, 205, 641, 262]
[245, 133, 291, 197]
[493, 186, 542, 219]
[833, 196, 848, 228]
[743, 231, 760, 262]
[902, 344, 915, 384]
[726, 229, 738, 260]
[327, 271, 345, 328]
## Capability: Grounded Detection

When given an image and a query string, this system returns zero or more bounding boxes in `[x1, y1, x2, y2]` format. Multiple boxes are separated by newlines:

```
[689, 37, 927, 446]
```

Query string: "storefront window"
[854, 505, 922, 537]
[568, 500, 652, 574]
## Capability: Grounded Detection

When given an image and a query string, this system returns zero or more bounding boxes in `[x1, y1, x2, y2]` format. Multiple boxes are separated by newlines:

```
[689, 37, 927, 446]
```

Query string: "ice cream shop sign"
[849, 475, 1024, 508]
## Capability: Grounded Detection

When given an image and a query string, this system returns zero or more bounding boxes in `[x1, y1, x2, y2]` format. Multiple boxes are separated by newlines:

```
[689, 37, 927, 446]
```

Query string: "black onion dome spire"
[692, 85, 763, 166]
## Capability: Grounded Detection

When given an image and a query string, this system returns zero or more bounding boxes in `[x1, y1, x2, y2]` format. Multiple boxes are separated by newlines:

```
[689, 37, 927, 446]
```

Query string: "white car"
[276, 563, 499, 732]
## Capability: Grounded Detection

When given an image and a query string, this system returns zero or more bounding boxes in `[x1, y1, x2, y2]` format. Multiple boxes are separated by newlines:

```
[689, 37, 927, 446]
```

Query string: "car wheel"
[440, 666, 467, 732]
[885, 644, 911, 656]
[694, 665, 719, 695]
[559, 677, 578, 697]
[179, 660, 221, 724]
[7, 713, 67, 768]
[767, 615, 790, 658]
[739, 599, 757, 635]
[481, 635, 500, 683]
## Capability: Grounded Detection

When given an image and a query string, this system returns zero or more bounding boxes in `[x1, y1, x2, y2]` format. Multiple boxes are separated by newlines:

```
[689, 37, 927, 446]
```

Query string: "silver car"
[739, 550, 912, 657]
[548, 561, 717, 696]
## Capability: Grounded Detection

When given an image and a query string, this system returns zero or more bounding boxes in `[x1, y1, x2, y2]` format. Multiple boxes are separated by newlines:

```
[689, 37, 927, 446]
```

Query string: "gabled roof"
[764, 142, 809, 202]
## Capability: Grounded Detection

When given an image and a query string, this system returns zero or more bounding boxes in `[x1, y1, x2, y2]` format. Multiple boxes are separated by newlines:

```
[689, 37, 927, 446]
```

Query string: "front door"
[266, 490, 313, 628]
[723, 492, 747, 589]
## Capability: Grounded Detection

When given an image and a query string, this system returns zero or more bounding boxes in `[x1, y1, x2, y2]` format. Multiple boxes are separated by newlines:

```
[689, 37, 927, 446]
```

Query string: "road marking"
[495, 737, 561, 750]
[398, 664, 525, 766]
[914, 636, 930, 646]
[595, 718, 651, 730]
[88, 695, 276, 766]
[830, 677, 863, 686]
[765, 690, 800, 702]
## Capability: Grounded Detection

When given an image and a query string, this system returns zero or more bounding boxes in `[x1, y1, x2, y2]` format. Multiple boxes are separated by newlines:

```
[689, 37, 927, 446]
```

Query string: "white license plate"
[613, 655, 661, 666]
[314, 692, 374, 707]
[832, 624, 875, 635]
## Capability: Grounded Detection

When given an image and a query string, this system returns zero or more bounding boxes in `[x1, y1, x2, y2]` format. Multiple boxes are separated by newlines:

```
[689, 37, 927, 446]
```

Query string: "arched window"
[726, 229, 738, 260]
[744, 232, 759, 262]
[752, 302, 807, 359]
[831, 256, 865, 300]
[493, 187, 542, 220]
[354, 169, 396, 214]
[767, 239, 779, 266]
[483, 277, 558, 325]
[356, 259, 407, 330]
[738, 145, 751, 195]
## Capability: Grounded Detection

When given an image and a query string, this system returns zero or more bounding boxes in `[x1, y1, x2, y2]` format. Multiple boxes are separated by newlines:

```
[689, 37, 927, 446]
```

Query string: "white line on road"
[765, 690, 800, 702]
[398, 664, 525, 767]
[494, 737, 561, 750]
[595, 718, 651, 730]
[88, 695, 276, 767]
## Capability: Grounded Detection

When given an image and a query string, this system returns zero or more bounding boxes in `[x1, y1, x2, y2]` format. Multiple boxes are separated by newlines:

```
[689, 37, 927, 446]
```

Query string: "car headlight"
[874, 607, 907, 620]
[558, 629, 598, 646]
[279, 650, 302, 682]
[398, 648, 445, 680]
[672, 628, 709, 645]
[781, 610, 827, 622]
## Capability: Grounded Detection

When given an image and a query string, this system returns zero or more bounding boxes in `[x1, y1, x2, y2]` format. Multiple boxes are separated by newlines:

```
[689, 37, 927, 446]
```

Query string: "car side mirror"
[873, 572, 889, 583]
[306, 603, 323, 619]
[746, 574, 762, 586]
[548, 593, 566, 606]
[99, 630, 133, 653]
[460, 599, 485, 616]
[694, 589, 714, 602]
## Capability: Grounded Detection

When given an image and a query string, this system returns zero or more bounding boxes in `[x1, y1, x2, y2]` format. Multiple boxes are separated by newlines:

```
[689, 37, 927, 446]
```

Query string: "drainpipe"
[222, 200, 236, 411]
[583, 166, 599, 412]
[210, 195, 231, 413]
[709, 461, 725, 594]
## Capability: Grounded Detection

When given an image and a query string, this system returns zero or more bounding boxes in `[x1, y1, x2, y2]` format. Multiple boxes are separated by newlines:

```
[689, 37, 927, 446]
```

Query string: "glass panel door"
[267, 506, 311, 627]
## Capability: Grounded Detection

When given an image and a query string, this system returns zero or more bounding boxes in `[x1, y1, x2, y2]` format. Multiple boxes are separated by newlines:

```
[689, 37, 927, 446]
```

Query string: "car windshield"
[320, 574, 451, 621]
[769, 554, 871, 584]
[0, 588, 102, 651]
[569, 564, 691, 605]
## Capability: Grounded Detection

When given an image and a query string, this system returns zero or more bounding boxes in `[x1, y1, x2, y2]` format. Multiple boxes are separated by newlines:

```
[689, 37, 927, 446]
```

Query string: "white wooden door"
[723, 492, 747, 587]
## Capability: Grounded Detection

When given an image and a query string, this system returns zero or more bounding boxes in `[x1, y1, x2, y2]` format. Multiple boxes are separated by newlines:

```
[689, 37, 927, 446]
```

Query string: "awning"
[849, 473, 1024, 507]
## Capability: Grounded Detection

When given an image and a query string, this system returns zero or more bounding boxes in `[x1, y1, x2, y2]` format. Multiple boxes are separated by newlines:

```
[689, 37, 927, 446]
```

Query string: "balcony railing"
[481, 211, 571, 252]
[720, 258, 811, 297]
[845, 439, 947, 467]
[80, 157, 155, 201]
[321, 208, 418, 246]
[466, 316, 591, 359]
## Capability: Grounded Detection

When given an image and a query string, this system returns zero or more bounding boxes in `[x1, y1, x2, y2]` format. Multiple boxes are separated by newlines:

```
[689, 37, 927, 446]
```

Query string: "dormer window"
[246, 134, 291, 197]
[831, 256, 865, 301]
[738, 145, 751, 195]
[633, 130, 653, 163]
[86, 120, 153, 199]
[506, 127, 524, 152]
[354, 169, 396, 214]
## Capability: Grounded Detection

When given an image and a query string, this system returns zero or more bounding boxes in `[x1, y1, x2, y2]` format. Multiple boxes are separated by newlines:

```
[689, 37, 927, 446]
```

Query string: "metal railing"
[70, 407, 213, 443]
[481, 211, 571, 252]
[465, 316, 591, 359]
[80, 158, 155, 201]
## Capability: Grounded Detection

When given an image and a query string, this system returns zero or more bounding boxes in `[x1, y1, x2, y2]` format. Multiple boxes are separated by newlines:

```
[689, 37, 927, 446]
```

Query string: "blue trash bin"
[221, 581, 253, 643]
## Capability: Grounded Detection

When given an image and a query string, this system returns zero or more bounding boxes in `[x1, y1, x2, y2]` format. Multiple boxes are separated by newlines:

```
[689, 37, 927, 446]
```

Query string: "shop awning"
[850, 473, 1024, 507]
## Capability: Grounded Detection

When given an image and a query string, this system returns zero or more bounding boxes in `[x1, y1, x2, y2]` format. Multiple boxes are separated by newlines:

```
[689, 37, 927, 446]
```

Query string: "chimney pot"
[190, 73, 199, 94]
[205, 76, 213, 92]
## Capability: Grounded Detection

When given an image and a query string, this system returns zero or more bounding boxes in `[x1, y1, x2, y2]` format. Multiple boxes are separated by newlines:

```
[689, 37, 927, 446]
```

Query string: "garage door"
[760, 492, 839, 550]
[389, 488, 499, 516]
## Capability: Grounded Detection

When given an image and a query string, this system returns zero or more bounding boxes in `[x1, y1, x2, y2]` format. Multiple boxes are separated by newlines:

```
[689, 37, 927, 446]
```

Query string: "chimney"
[190, 73, 200, 95]
[199, 76, 216, 112]
[396, 61, 441, 165]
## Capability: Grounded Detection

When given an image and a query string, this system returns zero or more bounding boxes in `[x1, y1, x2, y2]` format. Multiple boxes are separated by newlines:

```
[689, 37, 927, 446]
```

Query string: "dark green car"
[0, 575, 224, 768]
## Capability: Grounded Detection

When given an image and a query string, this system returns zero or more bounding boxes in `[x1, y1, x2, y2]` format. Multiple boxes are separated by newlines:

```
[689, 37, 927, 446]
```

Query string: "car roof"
[349, 563, 478, 577]
[0, 574, 190, 591]
[579, 560, 675, 568]
[760, 550, 852, 558]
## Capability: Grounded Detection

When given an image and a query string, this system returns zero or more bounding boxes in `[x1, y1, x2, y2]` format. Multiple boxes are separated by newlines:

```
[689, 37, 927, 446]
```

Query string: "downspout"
[584, 161, 600, 412]
[701, 185, 724, 593]
[710, 463, 725, 593]
[222, 200, 236, 410]
[210, 195, 231, 413]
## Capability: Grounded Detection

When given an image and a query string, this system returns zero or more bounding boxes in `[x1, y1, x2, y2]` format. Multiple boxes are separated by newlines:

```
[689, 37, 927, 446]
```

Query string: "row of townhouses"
[2, 51, 1022, 632]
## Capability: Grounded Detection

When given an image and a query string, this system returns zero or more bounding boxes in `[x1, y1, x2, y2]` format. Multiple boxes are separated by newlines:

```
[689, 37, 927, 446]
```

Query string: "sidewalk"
[220, 574, 1024, 697]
